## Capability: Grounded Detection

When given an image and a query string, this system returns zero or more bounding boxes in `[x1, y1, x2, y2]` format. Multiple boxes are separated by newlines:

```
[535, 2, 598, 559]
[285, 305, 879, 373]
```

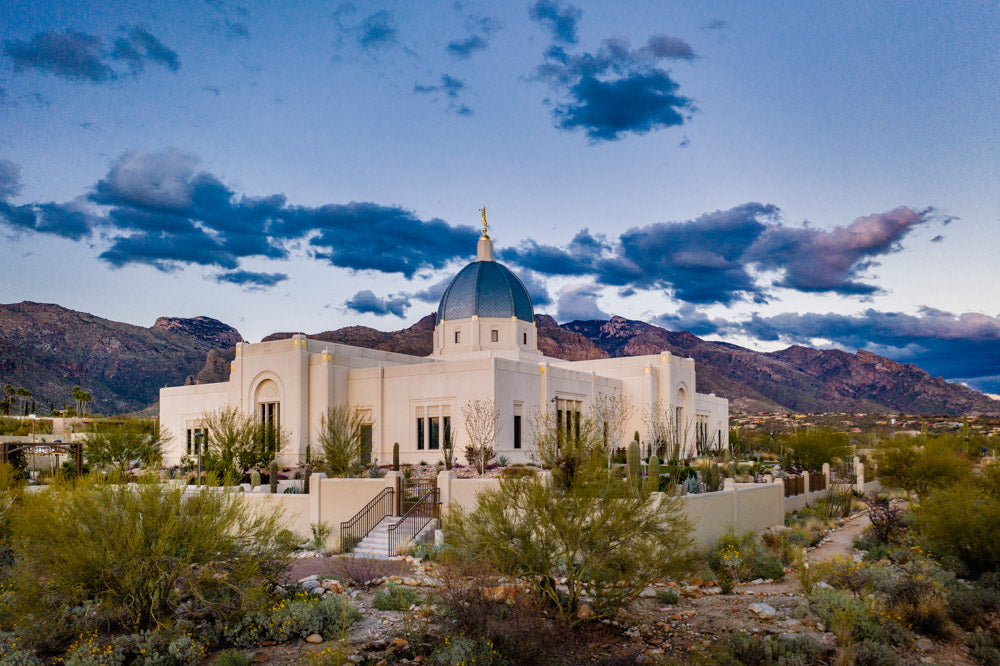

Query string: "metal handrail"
[386, 487, 439, 557]
[340, 487, 395, 553]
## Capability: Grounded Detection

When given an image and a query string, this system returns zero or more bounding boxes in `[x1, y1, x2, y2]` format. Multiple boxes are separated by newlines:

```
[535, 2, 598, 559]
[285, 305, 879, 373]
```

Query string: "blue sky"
[2, 1, 999, 392]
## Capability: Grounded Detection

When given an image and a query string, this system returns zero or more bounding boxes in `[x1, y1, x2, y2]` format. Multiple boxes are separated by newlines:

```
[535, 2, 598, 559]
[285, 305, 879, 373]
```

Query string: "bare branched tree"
[642, 400, 695, 462]
[462, 399, 499, 475]
[589, 392, 634, 463]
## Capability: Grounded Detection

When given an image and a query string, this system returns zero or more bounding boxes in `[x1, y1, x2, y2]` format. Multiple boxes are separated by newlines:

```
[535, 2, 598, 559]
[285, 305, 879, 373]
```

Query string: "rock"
[403, 578, 420, 586]
[751, 578, 765, 585]
[689, 577, 705, 587]
[323, 579, 344, 594]
[749, 603, 777, 619]
[681, 585, 702, 598]
[391, 638, 409, 648]
[577, 603, 594, 619]
[299, 574, 319, 583]
[347, 656, 363, 664]
[306, 634, 324, 644]
[483, 585, 517, 603]
[302, 579, 320, 590]
[310, 587, 325, 596]
[915, 638, 933, 651]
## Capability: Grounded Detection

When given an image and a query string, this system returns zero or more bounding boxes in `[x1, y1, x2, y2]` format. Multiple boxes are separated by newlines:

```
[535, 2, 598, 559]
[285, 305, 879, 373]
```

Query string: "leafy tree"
[315, 405, 364, 477]
[462, 399, 499, 474]
[447, 419, 693, 625]
[874, 434, 972, 499]
[781, 428, 852, 472]
[83, 419, 166, 475]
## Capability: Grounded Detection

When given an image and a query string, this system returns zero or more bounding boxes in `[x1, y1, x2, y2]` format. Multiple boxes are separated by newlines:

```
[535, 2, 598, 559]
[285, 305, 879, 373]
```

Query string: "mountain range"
[1, 301, 996, 416]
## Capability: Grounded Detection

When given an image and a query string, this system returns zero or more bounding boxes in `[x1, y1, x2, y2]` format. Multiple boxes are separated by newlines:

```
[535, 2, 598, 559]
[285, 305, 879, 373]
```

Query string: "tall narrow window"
[523, 332, 527, 345]
[513, 415, 522, 449]
[443, 415, 451, 452]
[429, 414, 440, 450]
[454, 330, 461, 343]
[491, 329, 499, 342]
[416, 407, 425, 450]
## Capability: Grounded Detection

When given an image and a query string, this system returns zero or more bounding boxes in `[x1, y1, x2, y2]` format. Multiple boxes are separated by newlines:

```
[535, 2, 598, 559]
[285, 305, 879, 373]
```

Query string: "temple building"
[159, 212, 728, 467]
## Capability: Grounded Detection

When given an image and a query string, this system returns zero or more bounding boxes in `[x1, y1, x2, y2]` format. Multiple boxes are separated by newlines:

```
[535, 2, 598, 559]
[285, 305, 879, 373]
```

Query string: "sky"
[1, 1, 999, 392]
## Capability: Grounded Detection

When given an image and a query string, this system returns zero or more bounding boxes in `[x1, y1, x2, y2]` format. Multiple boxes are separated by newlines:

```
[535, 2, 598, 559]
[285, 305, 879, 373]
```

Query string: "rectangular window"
[454, 330, 461, 343]
[186, 427, 206, 455]
[491, 329, 498, 342]
[443, 415, 451, 452]
[514, 415, 522, 449]
[429, 416, 440, 450]
[416, 406, 425, 450]
[523, 332, 527, 345]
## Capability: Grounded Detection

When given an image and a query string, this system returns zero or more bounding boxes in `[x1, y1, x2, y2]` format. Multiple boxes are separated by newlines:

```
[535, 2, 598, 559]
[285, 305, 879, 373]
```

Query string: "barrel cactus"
[250, 470, 261, 489]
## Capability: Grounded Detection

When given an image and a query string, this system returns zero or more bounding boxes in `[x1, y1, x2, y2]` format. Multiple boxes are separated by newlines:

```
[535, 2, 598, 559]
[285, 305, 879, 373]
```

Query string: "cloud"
[358, 11, 397, 50]
[555, 284, 608, 322]
[0, 160, 23, 200]
[655, 303, 729, 336]
[515, 268, 553, 307]
[446, 35, 487, 59]
[413, 74, 472, 114]
[702, 19, 728, 32]
[3, 26, 179, 84]
[110, 25, 180, 74]
[740, 308, 1000, 392]
[345, 290, 411, 317]
[503, 204, 940, 305]
[3, 30, 112, 83]
[532, 25, 696, 140]
[215, 270, 288, 288]
[528, 0, 581, 45]
[0, 199, 94, 240]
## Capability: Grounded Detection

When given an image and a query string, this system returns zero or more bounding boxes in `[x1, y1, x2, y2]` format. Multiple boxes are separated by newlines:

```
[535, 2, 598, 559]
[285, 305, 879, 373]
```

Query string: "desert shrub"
[853, 527, 895, 561]
[889, 575, 951, 637]
[782, 428, 852, 472]
[762, 527, 812, 565]
[866, 494, 904, 544]
[446, 427, 694, 625]
[969, 629, 1000, 666]
[326, 555, 406, 586]
[852, 640, 900, 666]
[806, 556, 894, 597]
[212, 649, 255, 666]
[708, 531, 785, 584]
[803, 587, 909, 647]
[0, 631, 41, 665]
[82, 419, 165, 475]
[913, 481, 1000, 578]
[222, 593, 361, 648]
[314, 406, 364, 477]
[432, 556, 567, 665]
[708, 631, 823, 665]
[874, 435, 972, 498]
[5, 481, 292, 648]
[62, 630, 128, 665]
[655, 588, 680, 605]
[372, 582, 419, 611]
[948, 581, 1000, 630]
[431, 636, 505, 666]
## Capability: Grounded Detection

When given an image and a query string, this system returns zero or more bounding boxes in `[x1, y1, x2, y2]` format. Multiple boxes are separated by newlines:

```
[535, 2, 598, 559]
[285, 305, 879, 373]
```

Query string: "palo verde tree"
[197, 406, 282, 482]
[315, 404, 365, 477]
[781, 428, 853, 472]
[874, 433, 972, 500]
[447, 412, 694, 625]
[82, 419, 166, 477]
[462, 399, 499, 475]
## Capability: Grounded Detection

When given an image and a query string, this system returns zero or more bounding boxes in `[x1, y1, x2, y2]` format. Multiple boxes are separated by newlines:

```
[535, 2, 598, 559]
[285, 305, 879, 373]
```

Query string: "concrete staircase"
[350, 516, 436, 558]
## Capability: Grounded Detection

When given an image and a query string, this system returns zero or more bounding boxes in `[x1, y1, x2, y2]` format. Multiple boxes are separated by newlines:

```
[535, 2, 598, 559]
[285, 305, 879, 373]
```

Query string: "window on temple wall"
[259, 401, 280, 456]
[443, 412, 452, 453]
[454, 330, 461, 343]
[523, 332, 527, 345]
[416, 406, 425, 450]
[429, 406, 440, 450]
[696, 414, 709, 453]
[555, 398, 582, 447]
[513, 402, 523, 449]
[491, 329, 498, 342]
[185, 427, 207, 455]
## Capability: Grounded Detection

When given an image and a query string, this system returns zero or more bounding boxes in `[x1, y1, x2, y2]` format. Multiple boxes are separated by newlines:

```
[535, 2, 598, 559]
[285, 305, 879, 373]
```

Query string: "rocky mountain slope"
[0, 302, 243, 414]
[3, 302, 994, 415]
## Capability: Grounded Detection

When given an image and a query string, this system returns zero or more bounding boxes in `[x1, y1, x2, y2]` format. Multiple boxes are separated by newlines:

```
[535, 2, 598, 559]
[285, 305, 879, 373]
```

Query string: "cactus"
[633, 430, 641, 444]
[393, 442, 400, 471]
[645, 454, 660, 493]
[626, 440, 641, 488]
[305, 444, 311, 465]
[250, 470, 261, 488]
[684, 475, 700, 495]
[303, 464, 312, 494]
[269, 460, 278, 494]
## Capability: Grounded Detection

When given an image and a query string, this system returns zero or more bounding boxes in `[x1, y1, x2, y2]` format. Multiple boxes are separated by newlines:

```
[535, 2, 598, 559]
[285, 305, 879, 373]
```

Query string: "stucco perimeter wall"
[735, 483, 785, 536]
[315, 476, 392, 547]
[447, 478, 501, 513]
[678, 490, 736, 548]
[240, 492, 312, 538]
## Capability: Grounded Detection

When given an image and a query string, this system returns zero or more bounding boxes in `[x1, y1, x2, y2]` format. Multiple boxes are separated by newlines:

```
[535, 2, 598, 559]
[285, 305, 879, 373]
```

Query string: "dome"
[436, 259, 534, 324]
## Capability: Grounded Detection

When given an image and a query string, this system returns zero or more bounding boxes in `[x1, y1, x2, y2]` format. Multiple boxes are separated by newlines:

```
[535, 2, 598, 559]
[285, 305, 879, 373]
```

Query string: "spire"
[477, 205, 493, 261]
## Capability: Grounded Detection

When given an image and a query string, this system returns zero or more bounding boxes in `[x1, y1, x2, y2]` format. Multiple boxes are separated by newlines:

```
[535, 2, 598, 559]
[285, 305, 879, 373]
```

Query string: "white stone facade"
[159, 233, 728, 467]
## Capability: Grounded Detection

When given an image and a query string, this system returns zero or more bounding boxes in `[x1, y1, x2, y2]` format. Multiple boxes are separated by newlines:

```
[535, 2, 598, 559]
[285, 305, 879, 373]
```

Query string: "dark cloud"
[556, 284, 609, 322]
[702, 19, 728, 31]
[215, 270, 287, 288]
[413, 74, 472, 115]
[529, 0, 581, 45]
[533, 29, 696, 141]
[740, 308, 1000, 392]
[0, 200, 93, 240]
[515, 268, 552, 307]
[111, 25, 180, 73]
[503, 204, 938, 305]
[358, 11, 397, 50]
[446, 35, 487, 59]
[931, 234, 944, 243]
[345, 290, 411, 317]
[0, 160, 22, 200]
[655, 303, 729, 336]
[3, 30, 112, 83]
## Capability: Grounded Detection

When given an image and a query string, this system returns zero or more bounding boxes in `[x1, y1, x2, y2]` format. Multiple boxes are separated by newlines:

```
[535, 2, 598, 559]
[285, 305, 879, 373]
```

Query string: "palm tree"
[72, 386, 82, 416]
[4, 385, 13, 416]
[80, 391, 92, 417]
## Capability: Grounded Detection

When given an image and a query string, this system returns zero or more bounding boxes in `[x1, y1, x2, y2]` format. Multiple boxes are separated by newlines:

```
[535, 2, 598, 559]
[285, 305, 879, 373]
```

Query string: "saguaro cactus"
[393, 442, 400, 471]
[269, 460, 278, 494]
[303, 464, 312, 494]
[627, 440, 641, 488]
[250, 470, 261, 489]
[645, 454, 660, 493]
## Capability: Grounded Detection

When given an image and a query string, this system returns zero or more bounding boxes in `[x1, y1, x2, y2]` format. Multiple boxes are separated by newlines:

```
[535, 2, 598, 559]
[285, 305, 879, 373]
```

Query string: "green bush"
[5, 481, 292, 648]
[853, 640, 900, 666]
[969, 629, 1000, 666]
[803, 587, 910, 647]
[372, 582, 419, 611]
[212, 649, 255, 666]
[431, 635, 505, 666]
[707, 631, 823, 665]
[222, 593, 361, 648]
[782, 428, 852, 472]
[948, 581, 1000, 630]
[708, 531, 785, 583]
[655, 588, 679, 605]
[874, 434, 972, 498]
[0, 631, 41, 665]
[914, 481, 1000, 578]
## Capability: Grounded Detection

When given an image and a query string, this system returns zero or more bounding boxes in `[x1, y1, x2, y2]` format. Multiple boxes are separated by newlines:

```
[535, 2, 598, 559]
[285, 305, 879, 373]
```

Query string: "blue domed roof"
[437, 260, 534, 324]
